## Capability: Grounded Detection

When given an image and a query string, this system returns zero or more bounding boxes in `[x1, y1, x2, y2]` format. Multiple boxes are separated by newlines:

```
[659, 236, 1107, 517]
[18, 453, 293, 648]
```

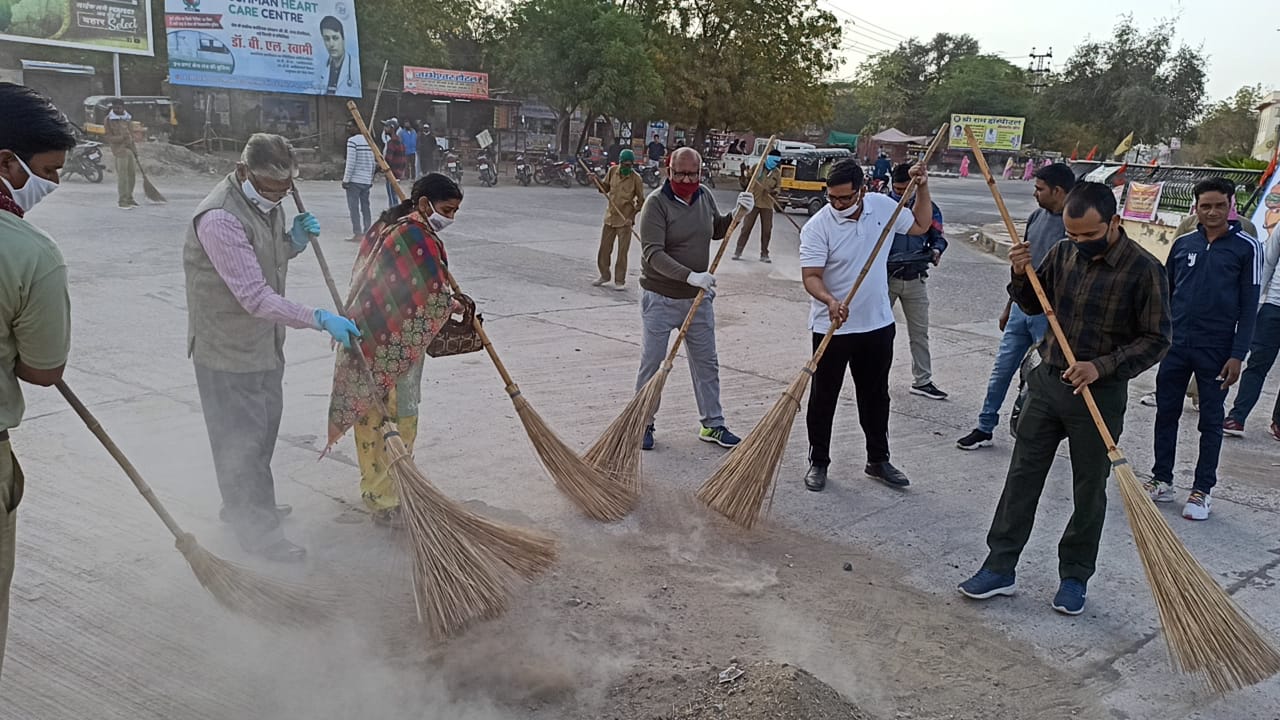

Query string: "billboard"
[950, 114, 1026, 152]
[0, 0, 154, 56]
[165, 0, 361, 98]
[1121, 182, 1164, 222]
[402, 67, 488, 99]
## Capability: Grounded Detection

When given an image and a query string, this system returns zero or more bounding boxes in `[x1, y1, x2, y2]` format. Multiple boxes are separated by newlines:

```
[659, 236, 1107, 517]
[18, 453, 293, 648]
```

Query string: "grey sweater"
[638, 184, 734, 299]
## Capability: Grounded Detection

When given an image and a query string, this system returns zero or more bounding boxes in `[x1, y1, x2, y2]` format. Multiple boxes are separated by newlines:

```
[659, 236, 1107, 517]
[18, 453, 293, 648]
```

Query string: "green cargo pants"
[1, 440, 23, 677]
[982, 363, 1128, 583]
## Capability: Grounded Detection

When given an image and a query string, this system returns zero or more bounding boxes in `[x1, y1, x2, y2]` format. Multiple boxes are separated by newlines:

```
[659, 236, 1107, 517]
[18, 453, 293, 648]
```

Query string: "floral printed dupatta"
[327, 212, 452, 448]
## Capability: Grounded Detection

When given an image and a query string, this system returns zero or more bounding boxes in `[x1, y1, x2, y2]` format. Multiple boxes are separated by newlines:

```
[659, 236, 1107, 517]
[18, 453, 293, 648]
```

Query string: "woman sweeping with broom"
[327, 173, 465, 526]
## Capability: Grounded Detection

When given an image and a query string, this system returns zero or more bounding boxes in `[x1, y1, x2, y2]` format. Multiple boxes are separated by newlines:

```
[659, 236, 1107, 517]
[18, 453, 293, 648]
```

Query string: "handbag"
[426, 292, 485, 358]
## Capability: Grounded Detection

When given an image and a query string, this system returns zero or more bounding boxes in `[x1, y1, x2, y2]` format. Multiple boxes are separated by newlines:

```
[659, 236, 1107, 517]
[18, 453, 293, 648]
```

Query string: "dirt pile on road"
[607, 660, 875, 720]
[135, 142, 235, 176]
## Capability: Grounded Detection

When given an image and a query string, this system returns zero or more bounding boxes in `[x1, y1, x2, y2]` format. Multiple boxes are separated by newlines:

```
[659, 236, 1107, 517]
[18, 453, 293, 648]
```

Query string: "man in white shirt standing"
[342, 120, 375, 242]
[799, 158, 936, 491]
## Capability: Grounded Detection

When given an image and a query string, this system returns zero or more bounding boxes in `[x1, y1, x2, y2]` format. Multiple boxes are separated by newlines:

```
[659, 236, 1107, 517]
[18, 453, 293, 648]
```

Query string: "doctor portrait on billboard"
[316, 15, 360, 97]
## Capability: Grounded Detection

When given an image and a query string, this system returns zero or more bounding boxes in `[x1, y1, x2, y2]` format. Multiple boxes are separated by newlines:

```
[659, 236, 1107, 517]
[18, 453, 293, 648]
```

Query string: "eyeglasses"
[826, 191, 858, 204]
[249, 173, 293, 202]
[671, 171, 700, 181]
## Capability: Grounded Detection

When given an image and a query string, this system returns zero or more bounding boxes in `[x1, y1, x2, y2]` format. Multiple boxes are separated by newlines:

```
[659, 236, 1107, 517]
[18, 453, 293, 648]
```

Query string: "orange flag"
[1085, 145, 1098, 161]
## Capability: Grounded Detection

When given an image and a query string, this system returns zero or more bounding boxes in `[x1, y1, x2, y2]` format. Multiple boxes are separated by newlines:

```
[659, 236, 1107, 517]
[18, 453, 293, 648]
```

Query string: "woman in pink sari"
[959, 155, 970, 178]
[1002, 157, 1014, 179]
[1021, 158, 1035, 181]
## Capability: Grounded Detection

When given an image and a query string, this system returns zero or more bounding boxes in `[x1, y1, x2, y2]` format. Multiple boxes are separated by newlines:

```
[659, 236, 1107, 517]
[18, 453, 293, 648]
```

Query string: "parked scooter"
[477, 148, 497, 187]
[444, 150, 462, 183]
[64, 140, 105, 183]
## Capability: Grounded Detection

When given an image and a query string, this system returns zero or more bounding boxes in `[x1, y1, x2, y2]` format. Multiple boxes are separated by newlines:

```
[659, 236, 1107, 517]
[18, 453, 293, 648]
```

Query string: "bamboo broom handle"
[961, 126, 1120, 451]
[579, 157, 642, 244]
[809, 123, 951, 367]
[659, 136, 779, 367]
[347, 102, 522, 391]
[54, 381, 188, 541]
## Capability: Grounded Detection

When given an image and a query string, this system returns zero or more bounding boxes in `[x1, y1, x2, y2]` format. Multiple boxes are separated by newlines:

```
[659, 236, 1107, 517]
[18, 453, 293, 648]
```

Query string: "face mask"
[619, 164, 633, 177]
[1074, 237, 1110, 259]
[241, 178, 282, 213]
[764, 156, 781, 171]
[1, 156, 59, 212]
[833, 202, 860, 219]
[671, 180, 700, 202]
[427, 201, 454, 231]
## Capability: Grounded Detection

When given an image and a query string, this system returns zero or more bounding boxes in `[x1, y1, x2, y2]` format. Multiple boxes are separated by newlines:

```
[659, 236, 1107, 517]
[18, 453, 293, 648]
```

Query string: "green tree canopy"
[1181, 85, 1263, 164]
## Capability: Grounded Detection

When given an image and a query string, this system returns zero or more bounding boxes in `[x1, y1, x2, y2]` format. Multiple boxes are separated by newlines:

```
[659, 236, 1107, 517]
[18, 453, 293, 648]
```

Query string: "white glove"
[686, 271, 717, 290]
[736, 192, 755, 213]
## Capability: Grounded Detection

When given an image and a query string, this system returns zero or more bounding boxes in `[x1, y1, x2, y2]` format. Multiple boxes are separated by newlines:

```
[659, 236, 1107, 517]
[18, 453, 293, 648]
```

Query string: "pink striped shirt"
[196, 210, 317, 330]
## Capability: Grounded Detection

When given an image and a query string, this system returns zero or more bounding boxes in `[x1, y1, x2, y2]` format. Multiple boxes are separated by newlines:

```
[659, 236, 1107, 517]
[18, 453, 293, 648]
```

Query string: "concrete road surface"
[3, 173, 1278, 719]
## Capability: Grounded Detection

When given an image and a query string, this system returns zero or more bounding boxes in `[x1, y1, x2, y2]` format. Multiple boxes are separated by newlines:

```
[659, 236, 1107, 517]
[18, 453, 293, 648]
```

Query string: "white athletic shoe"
[1143, 479, 1176, 503]
[1182, 491, 1211, 521]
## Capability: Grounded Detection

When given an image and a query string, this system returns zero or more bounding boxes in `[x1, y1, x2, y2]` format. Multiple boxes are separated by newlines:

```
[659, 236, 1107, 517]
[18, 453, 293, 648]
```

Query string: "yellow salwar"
[354, 358, 423, 512]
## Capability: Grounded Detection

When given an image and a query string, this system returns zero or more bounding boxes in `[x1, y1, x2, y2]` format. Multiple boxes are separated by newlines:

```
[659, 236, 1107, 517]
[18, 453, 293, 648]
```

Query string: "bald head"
[670, 147, 702, 178]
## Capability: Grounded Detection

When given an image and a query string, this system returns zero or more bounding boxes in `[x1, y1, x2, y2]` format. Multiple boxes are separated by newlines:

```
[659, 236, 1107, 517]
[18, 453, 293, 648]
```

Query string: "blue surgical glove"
[290, 212, 321, 252]
[314, 309, 360, 349]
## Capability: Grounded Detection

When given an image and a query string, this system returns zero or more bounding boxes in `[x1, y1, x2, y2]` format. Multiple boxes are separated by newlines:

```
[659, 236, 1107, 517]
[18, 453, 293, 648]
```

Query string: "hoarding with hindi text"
[0, 0, 155, 56]
[165, 0, 362, 98]
[1121, 182, 1165, 222]
[950, 114, 1026, 151]
[402, 67, 489, 99]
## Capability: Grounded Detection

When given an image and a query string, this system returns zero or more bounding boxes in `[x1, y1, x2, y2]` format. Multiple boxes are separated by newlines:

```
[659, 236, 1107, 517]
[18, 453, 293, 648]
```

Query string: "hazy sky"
[827, 0, 1277, 103]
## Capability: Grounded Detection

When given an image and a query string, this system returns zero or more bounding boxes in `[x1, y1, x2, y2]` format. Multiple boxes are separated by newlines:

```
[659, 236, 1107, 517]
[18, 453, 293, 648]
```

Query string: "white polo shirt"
[799, 192, 914, 335]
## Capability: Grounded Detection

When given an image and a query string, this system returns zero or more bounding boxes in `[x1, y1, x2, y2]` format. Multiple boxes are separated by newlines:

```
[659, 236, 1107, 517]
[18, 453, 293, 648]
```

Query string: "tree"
[486, 0, 662, 151]
[849, 33, 982, 134]
[828, 81, 870, 134]
[924, 55, 1032, 125]
[1039, 16, 1206, 150]
[356, 0, 479, 72]
[1181, 85, 1263, 164]
[643, 0, 842, 145]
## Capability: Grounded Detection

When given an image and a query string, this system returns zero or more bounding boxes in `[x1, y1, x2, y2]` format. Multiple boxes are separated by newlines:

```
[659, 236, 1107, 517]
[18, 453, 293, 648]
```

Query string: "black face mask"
[1074, 236, 1110, 259]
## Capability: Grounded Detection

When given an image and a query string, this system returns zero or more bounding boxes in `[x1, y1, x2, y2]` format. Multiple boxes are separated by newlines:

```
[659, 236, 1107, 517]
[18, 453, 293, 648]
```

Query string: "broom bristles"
[1113, 459, 1280, 693]
[696, 370, 811, 529]
[510, 389, 638, 521]
[382, 428, 558, 637]
[583, 366, 671, 499]
[177, 534, 340, 627]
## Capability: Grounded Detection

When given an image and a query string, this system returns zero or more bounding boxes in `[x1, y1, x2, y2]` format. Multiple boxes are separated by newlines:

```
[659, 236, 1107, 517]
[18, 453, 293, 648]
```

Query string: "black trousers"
[806, 323, 895, 467]
[193, 363, 285, 550]
[982, 363, 1127, 582]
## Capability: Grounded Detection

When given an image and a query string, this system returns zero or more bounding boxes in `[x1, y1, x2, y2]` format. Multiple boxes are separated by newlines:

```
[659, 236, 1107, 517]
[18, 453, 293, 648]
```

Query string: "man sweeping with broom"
[185, 133, 359, 561]
[958, 182, 1171, 615]
[0, 82, 78, 675]
[636, 146, 755, 451]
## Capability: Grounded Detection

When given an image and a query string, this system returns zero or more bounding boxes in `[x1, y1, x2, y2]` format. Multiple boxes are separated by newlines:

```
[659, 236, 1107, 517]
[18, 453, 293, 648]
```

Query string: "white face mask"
[241, 178, 282, 213]
[833, 202, 859, 219]
[427, 201, 454, 231]
[1, 156, 59, 211]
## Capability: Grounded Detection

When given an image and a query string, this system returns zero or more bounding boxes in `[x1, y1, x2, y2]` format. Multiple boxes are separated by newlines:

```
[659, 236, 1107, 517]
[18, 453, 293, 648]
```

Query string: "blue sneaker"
[699, 425, 741, 448]
[642, 425, 655, 451]
[1052, 578, 1087, 616]
[958, 569, 1017, 600]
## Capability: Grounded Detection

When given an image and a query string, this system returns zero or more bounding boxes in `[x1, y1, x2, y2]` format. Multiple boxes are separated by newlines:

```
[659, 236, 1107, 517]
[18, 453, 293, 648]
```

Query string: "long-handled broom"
[345, 102, 634, 523]
[697, 124, 950, 528]
[960, 125, 1280, 693]
[292, 184, 557, 637]
[54, 381, 335, 626]
[581, 136, 781, 499]
[127, 136, 167, 203]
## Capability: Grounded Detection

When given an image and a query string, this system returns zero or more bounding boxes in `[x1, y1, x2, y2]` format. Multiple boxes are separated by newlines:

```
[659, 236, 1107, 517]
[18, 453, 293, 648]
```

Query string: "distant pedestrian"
[957, 163, 1075, 450]
[799, 159, 938, 493]
[593, 149, 645, 290]
[419, 123, 438, 174]
[104, 98, 138, 209]
[733, 148, 782, 263]
[959, 155, 970, 179]
[958, 181, 1171, 616]
[381, 120, 406, 208]
[1002, 157, 1015, 179]
[886, 161, 949, 401]
[647, 133, 666, 168]
[1224, 223, 1280, 442]
[399, 119, 418, 181]
[341, 120, 374, 242]
[1145, 178, 1263, 521]
[0, 83, 78, 676]
[1021, 159, 1035, 181]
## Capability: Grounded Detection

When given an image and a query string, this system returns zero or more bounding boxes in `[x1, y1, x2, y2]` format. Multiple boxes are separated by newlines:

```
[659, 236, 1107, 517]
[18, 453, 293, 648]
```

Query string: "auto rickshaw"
[777, 148, 852, 215]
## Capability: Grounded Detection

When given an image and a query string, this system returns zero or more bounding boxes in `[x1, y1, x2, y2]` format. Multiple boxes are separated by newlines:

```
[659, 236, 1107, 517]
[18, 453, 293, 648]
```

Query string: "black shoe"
[910, 382, 948, 400]
[220, 504, 293, 523]
[256, 538, 307, 563]
[866, 461, 910, 488]
[804, 465, 828, 492]
[956, 429, 993, 451]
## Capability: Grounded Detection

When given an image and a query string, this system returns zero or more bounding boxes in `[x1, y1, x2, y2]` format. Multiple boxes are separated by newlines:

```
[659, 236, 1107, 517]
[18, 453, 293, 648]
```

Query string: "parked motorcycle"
[477, 148, 497, 187]
[575, 149, 607, 186]
[533, 148, 558, 186]
[701, 156, 718, 189]
[514, 153, 533, 186]
[64, 141, 105, 183]
[444, 150, 462, 183]
[638, 163, 661, 189]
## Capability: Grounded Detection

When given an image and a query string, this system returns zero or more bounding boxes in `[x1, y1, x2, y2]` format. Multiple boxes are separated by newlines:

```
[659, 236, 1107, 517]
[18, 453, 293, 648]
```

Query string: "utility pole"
[1027, 47, 1052, 93]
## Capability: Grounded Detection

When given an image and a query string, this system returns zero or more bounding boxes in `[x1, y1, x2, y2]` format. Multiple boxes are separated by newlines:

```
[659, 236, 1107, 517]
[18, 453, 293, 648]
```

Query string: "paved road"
[4, 173, 1278, 719]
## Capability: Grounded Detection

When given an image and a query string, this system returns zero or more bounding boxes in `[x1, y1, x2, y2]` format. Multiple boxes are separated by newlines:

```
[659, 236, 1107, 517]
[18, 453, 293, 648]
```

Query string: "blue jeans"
[977, 304, 1048, 433]
[1228, 303, 1280, 427]
[345, 183, 371, 235]
[1153, 344, 1230, 494]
